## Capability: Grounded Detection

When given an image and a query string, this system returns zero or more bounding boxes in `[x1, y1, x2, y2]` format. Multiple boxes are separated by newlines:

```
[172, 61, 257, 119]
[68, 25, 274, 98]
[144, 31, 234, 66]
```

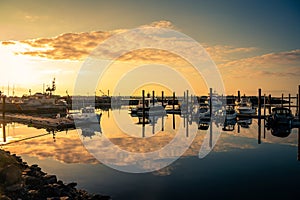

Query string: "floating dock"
[2, 114, 75, 130]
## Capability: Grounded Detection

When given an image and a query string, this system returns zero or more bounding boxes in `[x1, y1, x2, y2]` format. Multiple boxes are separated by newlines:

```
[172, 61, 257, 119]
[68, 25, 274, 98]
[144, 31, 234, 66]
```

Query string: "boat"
[266, 107, 294, 128]
[67, 106, 101, 123]
[130, 98, 166, 116]
[237, 117, 252, 128]
[225, 105, 237, 120]
[235, 98, 256, 114]
[198, 103, 211, 121]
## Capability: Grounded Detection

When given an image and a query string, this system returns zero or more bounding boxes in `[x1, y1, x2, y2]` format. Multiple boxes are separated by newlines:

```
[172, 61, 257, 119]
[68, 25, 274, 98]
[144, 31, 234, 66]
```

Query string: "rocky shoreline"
[0, 150, 110, 200]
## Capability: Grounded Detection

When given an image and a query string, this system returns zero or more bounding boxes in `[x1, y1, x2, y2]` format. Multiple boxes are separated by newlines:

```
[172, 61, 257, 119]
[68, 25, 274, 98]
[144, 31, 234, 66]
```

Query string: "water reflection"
[1, 106, 300, 167]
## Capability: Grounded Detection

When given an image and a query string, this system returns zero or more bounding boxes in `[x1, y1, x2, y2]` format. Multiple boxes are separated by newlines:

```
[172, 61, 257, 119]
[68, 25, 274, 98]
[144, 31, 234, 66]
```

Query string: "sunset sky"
[0, 0, 299, 96]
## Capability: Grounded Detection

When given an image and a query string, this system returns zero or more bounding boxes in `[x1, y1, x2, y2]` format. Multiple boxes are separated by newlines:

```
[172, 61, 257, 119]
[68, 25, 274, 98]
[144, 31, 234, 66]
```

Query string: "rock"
[43, 175, 57, 184]
[24, 175, 42, 186]
[0, 195, 12, 200]
[67, 182, 77, 188]
[5, 183, 23, 192]
[0, 164, 22, 186]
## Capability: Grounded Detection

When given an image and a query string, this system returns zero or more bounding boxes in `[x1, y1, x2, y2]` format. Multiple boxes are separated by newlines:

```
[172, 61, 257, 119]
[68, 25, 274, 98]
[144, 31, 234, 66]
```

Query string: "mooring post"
[186, 90, 189, 114]
[173, 92, 176, 129]
[237, 90, 241, 102]
[263, 94, 266, 139]
[2, 95, 6, 118]
[210, 88, 212, 117]
[281, 93, 284, 108]
[152, 90, 155, 106]
[258, 88, 262, 144]
[142, 90, 145, 126]
[258, 88, 261, 119]
[2, 122, 6, 143]
[288, 94, 291, 110]
[298, 85, 300, 161]
[161, 91, 164, 107]
[298, 85, 300, 119]
[297, 94, 299, 117]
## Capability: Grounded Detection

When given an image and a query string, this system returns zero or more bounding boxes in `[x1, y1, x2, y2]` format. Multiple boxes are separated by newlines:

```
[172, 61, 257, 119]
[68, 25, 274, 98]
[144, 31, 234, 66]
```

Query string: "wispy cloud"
[219, 49, 300, 78]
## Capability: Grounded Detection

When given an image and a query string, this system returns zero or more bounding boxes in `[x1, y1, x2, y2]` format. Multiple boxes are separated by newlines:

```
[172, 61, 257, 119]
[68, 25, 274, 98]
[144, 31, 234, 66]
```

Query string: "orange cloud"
[219, 49, 300, 78]
[1, 41, 15, 45]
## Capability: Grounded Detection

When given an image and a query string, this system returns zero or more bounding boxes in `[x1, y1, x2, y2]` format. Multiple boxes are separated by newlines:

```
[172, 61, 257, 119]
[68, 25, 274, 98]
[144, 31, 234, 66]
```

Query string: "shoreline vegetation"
[0, 149, 110, 200]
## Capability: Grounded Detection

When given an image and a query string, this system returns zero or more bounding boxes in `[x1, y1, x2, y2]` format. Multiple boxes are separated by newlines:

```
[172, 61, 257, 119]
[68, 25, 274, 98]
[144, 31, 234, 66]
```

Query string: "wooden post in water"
[258, 88, 261, 119]
[209, 88, 212, 117]
[263, 94, 266, 139]
[2, 122, 6, 143]
[186, 90, 189, 113]
[161, 91, 164, 107]
[186, 90, 189, 137]
[288, 94, 291, 110]
[298, 85, 300, 161]
[297, 94, 299, 117]
[142, 90, 145, 126]
[2, 95, 6, 118]
[173, 92, 175, 130]
[152, 91, 155, 106]
[258, 89, 262, 144]
[268, 94, 272, 114]
[298, 85, 300, 119]
[237, 90, 241, 102]
[281, 93, 284, 108]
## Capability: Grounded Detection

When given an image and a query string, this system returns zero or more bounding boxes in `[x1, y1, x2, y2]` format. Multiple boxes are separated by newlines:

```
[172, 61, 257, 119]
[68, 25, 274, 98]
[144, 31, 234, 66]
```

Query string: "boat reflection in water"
[1, 104, 300, 200]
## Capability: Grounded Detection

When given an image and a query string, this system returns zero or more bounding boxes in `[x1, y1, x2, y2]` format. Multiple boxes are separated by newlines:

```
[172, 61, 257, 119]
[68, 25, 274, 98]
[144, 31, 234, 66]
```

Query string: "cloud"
[204, 44, 258, 64]
[1, 41, 15, 45]
[219, 49, 300, 78]
[14, 20, 177, 61]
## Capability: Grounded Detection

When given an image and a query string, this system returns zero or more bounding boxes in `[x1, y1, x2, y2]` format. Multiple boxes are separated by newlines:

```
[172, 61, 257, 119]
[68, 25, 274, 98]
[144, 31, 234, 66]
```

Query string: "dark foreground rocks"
[0, 150, 110, 200]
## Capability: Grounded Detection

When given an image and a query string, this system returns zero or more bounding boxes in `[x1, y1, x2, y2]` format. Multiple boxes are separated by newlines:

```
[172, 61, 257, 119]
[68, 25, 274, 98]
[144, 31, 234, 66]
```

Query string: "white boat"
[198, 103, 211, 121]
[131, 98, 166, 116]
[235, 98, 256, 114]
[67, 106, 101, 123]
[225, 105, 237, 120]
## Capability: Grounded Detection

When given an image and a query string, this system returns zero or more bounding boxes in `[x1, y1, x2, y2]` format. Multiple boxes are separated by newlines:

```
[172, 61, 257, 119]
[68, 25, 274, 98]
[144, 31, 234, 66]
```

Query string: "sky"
[0, 0, 299, 96]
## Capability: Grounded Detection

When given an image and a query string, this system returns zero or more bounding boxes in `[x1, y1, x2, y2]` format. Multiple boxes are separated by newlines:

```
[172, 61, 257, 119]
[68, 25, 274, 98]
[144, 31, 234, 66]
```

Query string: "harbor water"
[1, 106, 300, 199]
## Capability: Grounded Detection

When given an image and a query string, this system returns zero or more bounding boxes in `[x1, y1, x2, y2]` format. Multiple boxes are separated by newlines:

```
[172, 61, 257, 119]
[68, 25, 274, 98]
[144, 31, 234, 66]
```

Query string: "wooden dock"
[3, 114, 75, 130]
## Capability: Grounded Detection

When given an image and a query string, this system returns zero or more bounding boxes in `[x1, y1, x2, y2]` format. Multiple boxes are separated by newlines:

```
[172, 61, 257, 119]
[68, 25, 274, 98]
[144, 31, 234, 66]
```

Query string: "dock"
[2, 114, 75, 130]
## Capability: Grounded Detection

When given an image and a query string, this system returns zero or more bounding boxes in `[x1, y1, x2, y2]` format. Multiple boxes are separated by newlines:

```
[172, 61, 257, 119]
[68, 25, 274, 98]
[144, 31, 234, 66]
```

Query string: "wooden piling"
[161, 91, 164, 107]
[2, 122, 6, 143]
[263, 94, 266, 139]
[258, 88, 262, 144]
[281, 93, 284, 108]
[173, 92, 175, 129]
[288, 94, 291, 110]
[142, 90, 145, 126]
[298, 85, 300, 161]
[298, 85, 300, 119]
[297, 94, 299, 116]
[2, 95, 6, 118]
[237, 90, 241, 102]
[209, 88, 212, 117]
[186, 90, 189, 113]
[258, 88, 261, 119]
[268, 94, 272, 114]
[152, 90, 155, 106]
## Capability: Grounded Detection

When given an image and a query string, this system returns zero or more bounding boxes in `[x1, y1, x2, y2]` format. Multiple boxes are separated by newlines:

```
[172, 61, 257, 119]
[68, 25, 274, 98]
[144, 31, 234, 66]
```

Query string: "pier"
[2, 114, 75, 130]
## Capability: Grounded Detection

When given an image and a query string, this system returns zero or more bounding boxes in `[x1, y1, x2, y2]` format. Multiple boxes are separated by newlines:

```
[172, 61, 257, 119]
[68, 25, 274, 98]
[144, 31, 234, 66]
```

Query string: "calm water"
[1, 107, 300, 200]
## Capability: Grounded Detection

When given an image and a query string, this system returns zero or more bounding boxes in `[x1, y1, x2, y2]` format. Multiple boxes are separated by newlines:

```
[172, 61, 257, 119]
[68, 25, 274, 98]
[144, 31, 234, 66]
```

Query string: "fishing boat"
[266, 107, 294, 128]
[67, 106, 101, 124]
[235, 98, 256, 114]
[130, 98, 166, 116]
[224, 105, 237, 120]
[198, 103, 211, 121]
